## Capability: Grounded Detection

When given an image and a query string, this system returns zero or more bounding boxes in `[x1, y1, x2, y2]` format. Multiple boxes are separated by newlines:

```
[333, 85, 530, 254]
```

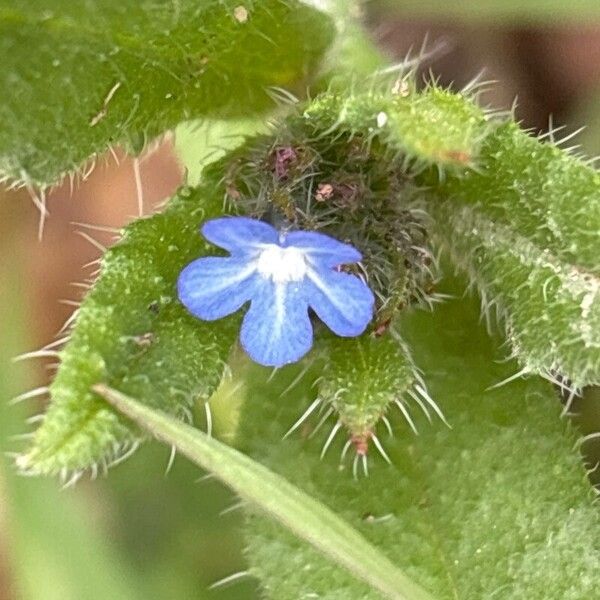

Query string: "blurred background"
[2, 2, 600, 598]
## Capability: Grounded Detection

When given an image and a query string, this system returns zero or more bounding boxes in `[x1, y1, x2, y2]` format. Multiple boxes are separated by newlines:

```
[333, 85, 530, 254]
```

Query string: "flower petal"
[240, 281, 313, 367]
[201, 217, 279, 254]
[177, 256, 258, 320]
[284, 230, 362, 268]
[306, 269, 374, 336]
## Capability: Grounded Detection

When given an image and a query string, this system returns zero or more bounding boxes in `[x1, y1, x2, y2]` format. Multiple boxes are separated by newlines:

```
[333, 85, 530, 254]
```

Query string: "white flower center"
[256, 244, 308, 283]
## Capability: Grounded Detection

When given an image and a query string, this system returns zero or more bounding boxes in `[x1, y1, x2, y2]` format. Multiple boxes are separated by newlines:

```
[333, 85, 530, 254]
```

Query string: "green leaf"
[94, 384, 435, 600]
[313, 0, 386, 85]
[388, 86, 489, 169]
[19, 182, 238, 476]
[428, 202, 600, 388]
[434, 122, 600, 272]
[2, 470, 148, 600]
[427, 122, 600, 387]
[0, 0, 334, 187]
[97, 441, 252, 600]
[237, 280, 600, 599]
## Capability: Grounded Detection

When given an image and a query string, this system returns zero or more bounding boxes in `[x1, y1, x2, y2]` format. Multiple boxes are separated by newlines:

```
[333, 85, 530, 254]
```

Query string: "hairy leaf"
[0, 0, 333, 187]
[388, 86, 489, 168]
[95, 384, 434, 600]
[19, 184, 238, 476]
[239, 281, 600, 599]
[434, 122, 600, 273]
[426, 122, 600, 388]
[429, 202, 600, 389]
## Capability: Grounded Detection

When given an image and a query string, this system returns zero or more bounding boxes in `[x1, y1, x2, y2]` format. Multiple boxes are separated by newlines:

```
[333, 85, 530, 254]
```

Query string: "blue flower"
[177, 217, 375, 367]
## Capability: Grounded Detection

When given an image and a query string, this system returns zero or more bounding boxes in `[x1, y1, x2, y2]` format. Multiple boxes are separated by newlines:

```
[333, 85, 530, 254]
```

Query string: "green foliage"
[239, 282, 600, 599]
[8, 2, 600, 597]
[388, 86, 489, 168]
[313, 0, 386, 86]
[1, 216, 253, 600]
[25, 77, 600, 474]
[95, 384, 433, 600]
[435, 122, 600, 272]
[428, 122, 600, 388]
[0, 0, 334, 187]
[100, 441, 252, 600]
[303, 84, 491, 170]
[4, 469, 147, 600]
[19, 185, 239, 476]
[429, 202, 600, 389]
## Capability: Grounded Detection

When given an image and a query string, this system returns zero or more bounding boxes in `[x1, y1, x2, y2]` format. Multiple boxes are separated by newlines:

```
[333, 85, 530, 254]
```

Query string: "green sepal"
[319, 330, 427, 453]
[303, 83, 493, 172]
